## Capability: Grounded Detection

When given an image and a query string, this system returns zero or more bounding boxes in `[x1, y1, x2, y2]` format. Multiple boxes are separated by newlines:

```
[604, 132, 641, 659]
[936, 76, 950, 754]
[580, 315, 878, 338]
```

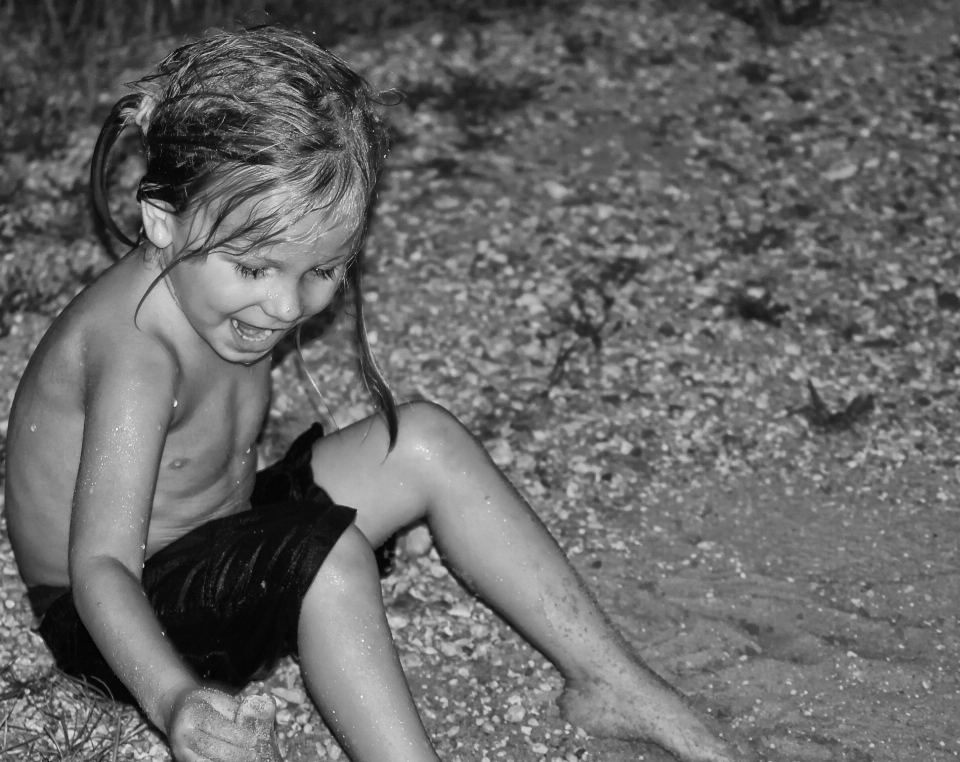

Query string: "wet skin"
[5, 193, 744, 762]
[4, 197, 354, 758]
[6, 204, 352, 586]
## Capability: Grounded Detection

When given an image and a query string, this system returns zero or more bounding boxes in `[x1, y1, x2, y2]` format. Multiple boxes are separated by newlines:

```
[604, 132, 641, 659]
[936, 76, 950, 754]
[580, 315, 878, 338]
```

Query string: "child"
[4, 27, 740, 762]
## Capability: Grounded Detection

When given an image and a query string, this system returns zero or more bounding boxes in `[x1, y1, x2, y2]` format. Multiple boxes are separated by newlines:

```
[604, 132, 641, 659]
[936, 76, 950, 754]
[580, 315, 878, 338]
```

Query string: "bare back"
[5, 251, 272, 587]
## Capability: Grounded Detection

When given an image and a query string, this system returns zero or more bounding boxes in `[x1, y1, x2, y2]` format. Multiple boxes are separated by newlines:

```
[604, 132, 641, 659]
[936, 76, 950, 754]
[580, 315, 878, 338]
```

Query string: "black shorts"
[30, 424, 357, 703]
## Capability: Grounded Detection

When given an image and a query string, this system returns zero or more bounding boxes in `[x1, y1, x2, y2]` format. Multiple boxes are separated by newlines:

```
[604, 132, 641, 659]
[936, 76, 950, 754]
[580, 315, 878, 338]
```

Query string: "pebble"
[270, 686, 305, 704]
[400, 524, 433, 557]
[504, 704, 526, 723]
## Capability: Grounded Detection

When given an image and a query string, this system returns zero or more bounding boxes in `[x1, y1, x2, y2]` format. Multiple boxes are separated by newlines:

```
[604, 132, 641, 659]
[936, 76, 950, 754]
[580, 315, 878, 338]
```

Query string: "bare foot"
[558, 675, 745, 762]
[236, 694, 284, 762]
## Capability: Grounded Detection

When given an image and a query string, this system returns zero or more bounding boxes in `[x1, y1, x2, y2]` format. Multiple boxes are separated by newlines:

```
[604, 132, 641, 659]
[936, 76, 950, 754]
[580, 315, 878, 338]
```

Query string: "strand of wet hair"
[349, 258, 399, 449]
[294, 324, 341, 432]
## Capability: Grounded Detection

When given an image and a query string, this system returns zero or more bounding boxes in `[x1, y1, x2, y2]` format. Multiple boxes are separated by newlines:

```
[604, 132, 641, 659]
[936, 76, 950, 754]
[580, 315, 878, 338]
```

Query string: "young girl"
[5, 27, 740, 762]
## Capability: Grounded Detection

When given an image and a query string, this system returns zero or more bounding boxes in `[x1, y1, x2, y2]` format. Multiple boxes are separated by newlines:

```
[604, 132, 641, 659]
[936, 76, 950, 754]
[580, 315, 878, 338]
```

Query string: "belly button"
[170, 459, 186, 469]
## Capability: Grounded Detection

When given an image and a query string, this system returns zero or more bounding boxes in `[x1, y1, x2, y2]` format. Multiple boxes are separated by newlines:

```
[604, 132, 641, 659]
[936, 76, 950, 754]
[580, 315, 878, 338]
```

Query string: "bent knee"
[307, 523, 379, 597]
[394, 400, 478, 470]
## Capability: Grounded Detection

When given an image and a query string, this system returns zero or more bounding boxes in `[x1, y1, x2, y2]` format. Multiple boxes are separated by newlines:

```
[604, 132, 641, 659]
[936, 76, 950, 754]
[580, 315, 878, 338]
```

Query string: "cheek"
[175, 265, 240, 313]
[302, 282, 341, 316]
[206, 274, 259, 310]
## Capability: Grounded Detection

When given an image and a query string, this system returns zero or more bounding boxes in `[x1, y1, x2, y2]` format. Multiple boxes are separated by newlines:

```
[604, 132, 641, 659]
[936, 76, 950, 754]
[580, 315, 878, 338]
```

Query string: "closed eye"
[235, 264, 267, 280]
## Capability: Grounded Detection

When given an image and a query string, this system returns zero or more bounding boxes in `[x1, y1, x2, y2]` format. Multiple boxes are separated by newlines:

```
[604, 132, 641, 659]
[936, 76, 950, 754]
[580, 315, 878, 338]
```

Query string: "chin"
[207, 337, 275, 365]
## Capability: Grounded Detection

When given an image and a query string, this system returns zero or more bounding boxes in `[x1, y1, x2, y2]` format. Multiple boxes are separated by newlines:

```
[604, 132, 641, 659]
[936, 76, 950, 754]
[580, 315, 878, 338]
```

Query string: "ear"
[140, 199, 177, 250]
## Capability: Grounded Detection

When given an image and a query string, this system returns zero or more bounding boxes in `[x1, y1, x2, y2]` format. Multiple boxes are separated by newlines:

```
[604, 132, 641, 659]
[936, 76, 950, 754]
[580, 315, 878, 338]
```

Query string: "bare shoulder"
[35, 266, 176, 422]
[5, 253, 179, 585]
[83, 307, 180, 406]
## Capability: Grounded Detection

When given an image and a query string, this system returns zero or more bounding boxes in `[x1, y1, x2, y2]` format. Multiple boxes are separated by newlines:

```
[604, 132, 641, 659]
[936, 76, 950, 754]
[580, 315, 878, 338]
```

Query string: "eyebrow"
[235, 250, 353, 269]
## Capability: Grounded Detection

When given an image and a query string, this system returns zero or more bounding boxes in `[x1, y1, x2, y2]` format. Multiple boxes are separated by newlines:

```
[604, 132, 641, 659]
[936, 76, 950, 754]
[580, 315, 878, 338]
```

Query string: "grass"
[0, 0, 578, 156]
[0, 669, 147, 761]
[0, 4, 581, 759]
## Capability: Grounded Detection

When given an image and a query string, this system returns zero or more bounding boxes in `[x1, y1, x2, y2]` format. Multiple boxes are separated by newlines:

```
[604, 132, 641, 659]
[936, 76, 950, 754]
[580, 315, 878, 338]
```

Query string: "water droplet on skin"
[172, 399, 178, 408]
[29, 424, 37, 432]
[245, 447, 251, 454]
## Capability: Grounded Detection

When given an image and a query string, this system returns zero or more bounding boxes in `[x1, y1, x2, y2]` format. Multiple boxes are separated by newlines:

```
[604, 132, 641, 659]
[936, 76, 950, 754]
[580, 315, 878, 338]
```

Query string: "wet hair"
[91, 25, 398, 446]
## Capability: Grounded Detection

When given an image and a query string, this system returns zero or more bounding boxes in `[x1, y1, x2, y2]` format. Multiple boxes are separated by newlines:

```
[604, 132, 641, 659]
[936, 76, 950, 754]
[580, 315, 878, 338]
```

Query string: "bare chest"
[153, 363, 271, 506]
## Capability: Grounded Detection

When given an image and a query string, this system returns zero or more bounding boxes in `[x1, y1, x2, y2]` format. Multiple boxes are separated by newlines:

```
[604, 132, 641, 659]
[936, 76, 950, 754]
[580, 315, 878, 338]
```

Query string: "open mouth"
[231, 319, 276, 343]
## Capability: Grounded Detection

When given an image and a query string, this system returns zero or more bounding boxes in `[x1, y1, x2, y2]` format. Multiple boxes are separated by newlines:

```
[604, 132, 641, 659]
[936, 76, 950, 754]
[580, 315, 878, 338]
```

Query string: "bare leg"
[298, 524, 441, 762]
[311, 402, 739, 762]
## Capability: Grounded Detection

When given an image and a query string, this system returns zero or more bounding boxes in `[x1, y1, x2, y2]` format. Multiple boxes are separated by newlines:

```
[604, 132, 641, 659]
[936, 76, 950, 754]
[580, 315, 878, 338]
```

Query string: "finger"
[193, 730, 258, 762]
[172, 746, 221, 762]
[197, 688, 241, 721]
[237, 694, 283, 761]
[194, 702, 257, 747]
[236, 694, 277, 738]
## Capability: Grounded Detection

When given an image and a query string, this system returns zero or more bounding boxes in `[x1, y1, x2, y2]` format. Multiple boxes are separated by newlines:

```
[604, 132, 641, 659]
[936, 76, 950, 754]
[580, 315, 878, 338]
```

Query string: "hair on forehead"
[133, 25, 391, 254]
[166, 168, 367, 267]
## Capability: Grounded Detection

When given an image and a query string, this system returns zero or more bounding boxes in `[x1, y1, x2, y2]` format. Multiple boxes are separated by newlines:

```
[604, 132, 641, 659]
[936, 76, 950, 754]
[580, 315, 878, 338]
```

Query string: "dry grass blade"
[1, 672, 148, 762]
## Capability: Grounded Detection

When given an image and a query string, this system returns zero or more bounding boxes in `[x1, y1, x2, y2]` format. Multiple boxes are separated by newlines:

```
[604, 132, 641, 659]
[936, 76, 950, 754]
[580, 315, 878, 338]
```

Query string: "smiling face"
[143, 192, 359, 364]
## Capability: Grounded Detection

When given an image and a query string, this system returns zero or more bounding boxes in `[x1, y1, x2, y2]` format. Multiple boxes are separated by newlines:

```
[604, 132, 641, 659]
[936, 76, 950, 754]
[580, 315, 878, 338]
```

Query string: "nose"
[261, 282, 303, 323]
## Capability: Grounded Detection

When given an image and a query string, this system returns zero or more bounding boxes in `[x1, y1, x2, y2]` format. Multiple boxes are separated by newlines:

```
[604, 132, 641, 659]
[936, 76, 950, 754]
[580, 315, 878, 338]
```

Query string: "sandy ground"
[1, 1, 959, 760]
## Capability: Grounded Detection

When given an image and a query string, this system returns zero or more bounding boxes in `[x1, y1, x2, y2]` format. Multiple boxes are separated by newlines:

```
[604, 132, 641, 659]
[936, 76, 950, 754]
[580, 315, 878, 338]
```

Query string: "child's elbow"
[68, 552, 140, 598]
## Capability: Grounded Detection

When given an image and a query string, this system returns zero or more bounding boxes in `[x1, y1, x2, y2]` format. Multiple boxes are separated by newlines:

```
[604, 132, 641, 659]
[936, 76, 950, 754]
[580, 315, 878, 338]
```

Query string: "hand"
[167, 687, 258, 762]
[235, 695, 284, 761]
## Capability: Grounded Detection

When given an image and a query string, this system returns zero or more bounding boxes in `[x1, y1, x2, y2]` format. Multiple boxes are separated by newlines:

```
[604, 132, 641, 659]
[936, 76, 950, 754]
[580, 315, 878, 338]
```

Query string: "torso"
[4, 252, 272, 587]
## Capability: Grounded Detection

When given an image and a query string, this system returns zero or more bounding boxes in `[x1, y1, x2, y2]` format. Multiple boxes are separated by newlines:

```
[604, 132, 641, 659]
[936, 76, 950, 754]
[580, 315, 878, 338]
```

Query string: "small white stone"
[504, 704, 526, 723]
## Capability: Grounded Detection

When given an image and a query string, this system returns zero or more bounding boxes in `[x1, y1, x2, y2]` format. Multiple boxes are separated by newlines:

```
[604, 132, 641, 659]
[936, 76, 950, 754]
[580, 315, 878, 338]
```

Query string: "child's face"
[159, 197, 357, 364]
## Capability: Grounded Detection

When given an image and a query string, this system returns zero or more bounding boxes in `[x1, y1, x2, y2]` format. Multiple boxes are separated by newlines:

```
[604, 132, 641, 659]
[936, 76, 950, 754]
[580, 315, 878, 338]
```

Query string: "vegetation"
[3, 1, 958, 760]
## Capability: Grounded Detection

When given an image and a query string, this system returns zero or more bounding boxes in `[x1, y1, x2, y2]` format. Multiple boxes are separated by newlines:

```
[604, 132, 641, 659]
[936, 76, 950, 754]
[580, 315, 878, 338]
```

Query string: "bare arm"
[68, 342, 255, 761]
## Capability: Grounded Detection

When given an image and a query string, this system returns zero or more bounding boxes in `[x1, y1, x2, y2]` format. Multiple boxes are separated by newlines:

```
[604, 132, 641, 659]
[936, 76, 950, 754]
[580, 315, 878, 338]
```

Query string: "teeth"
[232, 319, 274, 342]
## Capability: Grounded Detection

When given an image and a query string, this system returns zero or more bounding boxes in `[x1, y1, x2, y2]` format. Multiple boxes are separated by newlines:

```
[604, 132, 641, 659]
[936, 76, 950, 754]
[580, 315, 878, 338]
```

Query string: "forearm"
[71, 557, 198, 732]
